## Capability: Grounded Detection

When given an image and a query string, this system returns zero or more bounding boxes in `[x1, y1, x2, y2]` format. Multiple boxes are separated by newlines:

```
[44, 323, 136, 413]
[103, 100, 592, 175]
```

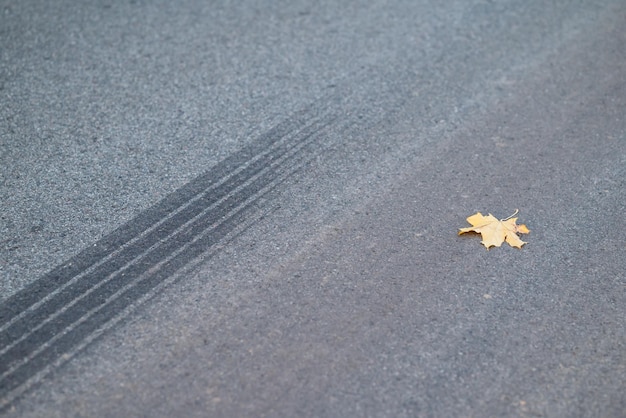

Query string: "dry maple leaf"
[458, 209, 530, 249]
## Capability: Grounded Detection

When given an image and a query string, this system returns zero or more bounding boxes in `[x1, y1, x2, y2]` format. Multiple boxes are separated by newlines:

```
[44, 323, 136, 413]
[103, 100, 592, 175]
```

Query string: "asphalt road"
[1, 0, 625, 416]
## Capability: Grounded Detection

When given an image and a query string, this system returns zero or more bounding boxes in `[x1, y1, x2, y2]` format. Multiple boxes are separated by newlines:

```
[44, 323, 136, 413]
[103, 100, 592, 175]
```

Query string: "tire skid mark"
[0, 103, 341, 407]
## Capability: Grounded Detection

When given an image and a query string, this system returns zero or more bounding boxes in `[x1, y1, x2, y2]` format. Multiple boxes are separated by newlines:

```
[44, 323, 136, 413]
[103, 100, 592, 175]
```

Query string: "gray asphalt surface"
[1, 0, 625, 416]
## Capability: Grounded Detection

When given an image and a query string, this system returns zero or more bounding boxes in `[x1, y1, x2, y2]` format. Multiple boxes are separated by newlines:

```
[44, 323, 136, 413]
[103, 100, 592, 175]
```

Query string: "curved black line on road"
[0, 104, 337, 407]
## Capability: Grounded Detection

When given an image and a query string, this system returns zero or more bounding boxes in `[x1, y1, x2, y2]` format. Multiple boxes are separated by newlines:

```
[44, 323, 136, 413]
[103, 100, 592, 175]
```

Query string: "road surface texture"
[1, 0, 625, 416]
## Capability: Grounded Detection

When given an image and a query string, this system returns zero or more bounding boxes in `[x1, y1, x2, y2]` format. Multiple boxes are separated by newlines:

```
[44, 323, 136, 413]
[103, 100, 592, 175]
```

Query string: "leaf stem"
[501, 209, 519, 221]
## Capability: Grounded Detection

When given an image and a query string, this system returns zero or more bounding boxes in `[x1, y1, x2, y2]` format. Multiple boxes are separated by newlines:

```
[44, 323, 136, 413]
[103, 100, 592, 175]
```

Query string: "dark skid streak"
[0, 104, 339, 409]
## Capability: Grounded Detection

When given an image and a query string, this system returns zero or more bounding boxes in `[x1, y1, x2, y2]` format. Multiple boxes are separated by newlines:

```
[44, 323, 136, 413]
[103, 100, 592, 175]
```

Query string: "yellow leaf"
[458, 210, 530, 249]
